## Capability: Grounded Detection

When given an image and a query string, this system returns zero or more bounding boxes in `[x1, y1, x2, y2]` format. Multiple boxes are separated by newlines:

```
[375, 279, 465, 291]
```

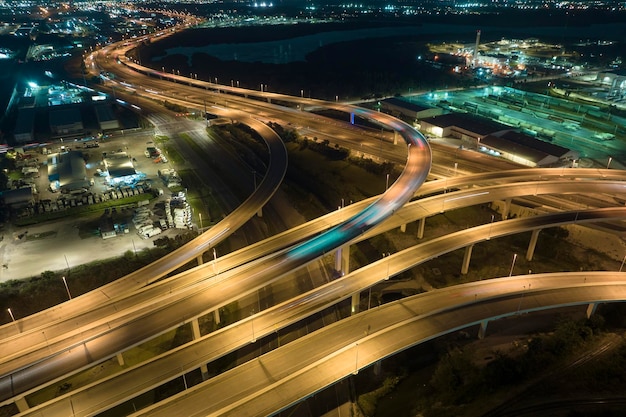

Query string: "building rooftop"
[422, 113, 511, 136]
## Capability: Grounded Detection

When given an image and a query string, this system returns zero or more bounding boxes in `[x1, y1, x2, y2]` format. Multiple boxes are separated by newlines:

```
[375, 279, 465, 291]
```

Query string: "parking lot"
[0, 128, 194, 281]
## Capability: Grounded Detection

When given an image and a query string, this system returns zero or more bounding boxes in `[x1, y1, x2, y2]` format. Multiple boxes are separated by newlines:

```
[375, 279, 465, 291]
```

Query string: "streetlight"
[7, 308, 16, 322]
[62, 276, 72, 300]
[300, 89, 304, 98]
[619, 253, 626, 272]
[251, 310, 256, 343]
[199, 212, 203, 232]
[508, 253, 518, 277]
[487, 214, 495, 240]
[607, 156, 613, 169]
[213, 248, 218, 274]
[383, 252, 390, 280]
[385, 173, 390, 191]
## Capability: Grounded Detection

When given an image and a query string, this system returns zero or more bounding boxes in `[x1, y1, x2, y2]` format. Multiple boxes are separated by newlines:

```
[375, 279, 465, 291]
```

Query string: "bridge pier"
[335, 244, 351, 276]
[351, 293, 360, 315]
[15, 397, 29, 413]
[586, 302, 598, 318]
[196, 254, 204, 266]
[192, 318, 202, 340]
[417, 217, 425, 239]
[526, 229, 541, 261]
[116, 352, 125, 367]
[400, 223, 406, 233]
[478, 319, 489, 339]
[461, 244, 474, 275]
[393, 130, 398, 145]
[213, 309, 221, 325]
[501, 199, 512, 220]
[373, 360, 382, 376]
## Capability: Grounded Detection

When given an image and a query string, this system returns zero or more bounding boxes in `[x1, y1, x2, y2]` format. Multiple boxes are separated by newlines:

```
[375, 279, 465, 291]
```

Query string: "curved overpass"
[15, 207, 626, 416]
[2, 174, 625, 405]
[0, 112, 287, 330]
[0, 90, 432, 403]
[145, 271, 626, 417]
[2, 174, 623, 396]
[2, 25, 624, 415]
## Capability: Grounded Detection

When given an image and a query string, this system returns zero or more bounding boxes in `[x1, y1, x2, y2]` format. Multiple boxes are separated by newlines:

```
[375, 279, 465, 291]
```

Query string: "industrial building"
[47, 150, 89, 192]
[95, 104, 120, 131]
[103, 151, 141, 186]
[49, 107, 84, 138]
[380, 98, 443, 121]
[597, 70, 626, 101]
[419, 112, 577, 167]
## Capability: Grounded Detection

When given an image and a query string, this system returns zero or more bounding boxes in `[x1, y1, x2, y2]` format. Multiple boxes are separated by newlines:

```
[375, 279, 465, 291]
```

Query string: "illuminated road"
[2, 28, 625, 416]
[10, 203, 626, 416]
[0, 78, 432, 405]
[0, 169, 626, 384]
[133, 271, 626, 417]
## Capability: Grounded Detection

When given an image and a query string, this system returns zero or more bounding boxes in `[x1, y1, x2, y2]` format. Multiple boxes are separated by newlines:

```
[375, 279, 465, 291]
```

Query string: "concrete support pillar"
[196, 254, 204, 266]
[117, 352, 125, 367]
[351, 293, 360, 315]
[266, 98, 271, 104]
[417, 217, 426, 239]
[335, 244, 350, 276]
[335, 246, 343, 273]
[213, 308, 221, 325]
[478, 320, 489, 339]
[502, 199, 512, 220]
[400, 223, 406, 233]
[586, 303, 598, 319]
[393, 130, 398, 145]
[373, 360, 382, 376]
[461, 244, 474, 275]
[342, 245, 350, 275]
[256, 207, 263, 218]
[191, 318, 201, 340]
[526, 229, 541, 261]
[200, 363, 209, 381]
[15, 397, 29, 413]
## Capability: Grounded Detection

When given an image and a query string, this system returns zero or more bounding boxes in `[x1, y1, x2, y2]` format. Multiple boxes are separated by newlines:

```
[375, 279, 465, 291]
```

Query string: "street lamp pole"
[251, 310, 256, 343]
[619, 253, 626, 272]
[7, 308, 16, 322]
[607, 157, 613, 169]
[383, 252, 390, 280]
[62, 276, 72, 300]
[509, 253, 518, 277]
[199, 212, 203, 232]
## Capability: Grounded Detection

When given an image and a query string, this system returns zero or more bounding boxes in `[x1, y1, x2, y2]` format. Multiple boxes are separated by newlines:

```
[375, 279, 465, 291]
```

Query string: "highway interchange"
[2, 22, 626, 417]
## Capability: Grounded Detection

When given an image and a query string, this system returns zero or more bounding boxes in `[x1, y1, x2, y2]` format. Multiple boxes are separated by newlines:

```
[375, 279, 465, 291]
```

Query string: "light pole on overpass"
[62, 276, 72, 300]
[509, 253, 518, 277]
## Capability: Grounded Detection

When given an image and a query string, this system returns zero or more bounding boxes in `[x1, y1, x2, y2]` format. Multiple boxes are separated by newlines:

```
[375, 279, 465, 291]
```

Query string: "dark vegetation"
[136, 24, 466, 101]
[354, 307, 626, 417]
